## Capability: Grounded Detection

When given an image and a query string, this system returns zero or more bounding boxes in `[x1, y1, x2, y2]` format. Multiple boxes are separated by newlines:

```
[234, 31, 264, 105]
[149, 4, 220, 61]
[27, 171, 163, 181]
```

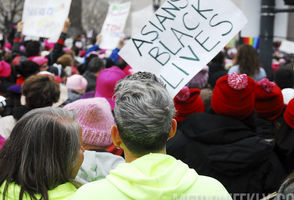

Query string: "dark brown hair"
[22, 75, 60, 109]
[235, 44, 260, 77]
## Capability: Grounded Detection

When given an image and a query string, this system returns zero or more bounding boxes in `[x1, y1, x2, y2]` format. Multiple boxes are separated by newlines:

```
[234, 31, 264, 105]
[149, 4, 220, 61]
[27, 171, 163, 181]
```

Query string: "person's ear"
[111, 125, 122, 148]
[168, 119, 177, 140]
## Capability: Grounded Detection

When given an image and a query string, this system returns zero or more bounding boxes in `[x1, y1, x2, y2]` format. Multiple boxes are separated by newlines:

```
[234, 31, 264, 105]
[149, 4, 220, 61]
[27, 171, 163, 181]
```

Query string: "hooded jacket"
[0, 181, 76, 200]
[72, 153, 231, 200]
[75, 151, 125, 184]
[167, 113, 286, 195]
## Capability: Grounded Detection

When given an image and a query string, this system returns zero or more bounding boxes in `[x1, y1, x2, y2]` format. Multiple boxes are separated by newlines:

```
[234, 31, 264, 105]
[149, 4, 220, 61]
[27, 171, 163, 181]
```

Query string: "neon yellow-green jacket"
[72, 153, 232, 200]
[0, 181, 77, 200]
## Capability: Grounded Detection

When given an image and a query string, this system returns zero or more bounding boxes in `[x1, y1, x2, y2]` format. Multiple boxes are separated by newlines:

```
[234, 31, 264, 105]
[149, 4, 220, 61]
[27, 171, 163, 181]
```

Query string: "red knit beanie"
[255, 78, 284, 121]
[174, 86, 204, 122]
[211, 73, 256, 120]
[284, 98, 294, 129]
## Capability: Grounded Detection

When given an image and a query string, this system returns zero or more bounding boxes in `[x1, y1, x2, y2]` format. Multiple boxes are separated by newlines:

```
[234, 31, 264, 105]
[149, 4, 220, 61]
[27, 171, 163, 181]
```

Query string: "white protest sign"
[100, 2, 131, 50]
[279, 40, 294, 54]
[119, 0, 247, 97]
[22, 0, 72, 39]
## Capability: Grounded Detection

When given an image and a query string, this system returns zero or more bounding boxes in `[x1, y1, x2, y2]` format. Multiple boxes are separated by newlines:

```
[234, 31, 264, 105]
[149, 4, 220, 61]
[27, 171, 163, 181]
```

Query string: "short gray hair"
[114, 72, 176, 155]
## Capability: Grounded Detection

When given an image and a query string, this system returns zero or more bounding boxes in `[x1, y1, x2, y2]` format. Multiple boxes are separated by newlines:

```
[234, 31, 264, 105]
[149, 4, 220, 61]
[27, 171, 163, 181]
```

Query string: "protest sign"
[100, 2, 131, 50]
[22, 0, 72, 40]
[280, 40, 294, 54]
[119, 0, 247, 97]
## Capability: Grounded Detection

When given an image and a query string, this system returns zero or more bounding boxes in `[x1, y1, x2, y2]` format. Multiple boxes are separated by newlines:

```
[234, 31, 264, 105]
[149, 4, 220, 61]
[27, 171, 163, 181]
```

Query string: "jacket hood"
[0, 181, 76, 200]
[106, 153, 198, 200]
[172, 113, 272, 176]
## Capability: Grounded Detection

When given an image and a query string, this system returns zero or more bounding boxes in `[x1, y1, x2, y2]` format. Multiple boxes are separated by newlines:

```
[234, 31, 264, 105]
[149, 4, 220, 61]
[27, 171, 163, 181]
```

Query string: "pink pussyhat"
[0, 61, 11, 77]
[44, 40, 55, 50]
[64, 97, 115, 146]
[29, 56, 48, 66]
[95, 66, 127, 110]
[3, 42, 11, 50]
[66, 74, 88, 91]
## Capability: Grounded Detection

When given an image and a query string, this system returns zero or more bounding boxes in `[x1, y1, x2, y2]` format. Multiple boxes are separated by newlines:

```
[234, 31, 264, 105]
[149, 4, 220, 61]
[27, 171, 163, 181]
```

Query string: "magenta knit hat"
[66, 74, 88, 91]
[0, 61, 11, 77]
[29, 56, 48, 66]
[95, 66, 127, 110]
[64, 97, 114, 146]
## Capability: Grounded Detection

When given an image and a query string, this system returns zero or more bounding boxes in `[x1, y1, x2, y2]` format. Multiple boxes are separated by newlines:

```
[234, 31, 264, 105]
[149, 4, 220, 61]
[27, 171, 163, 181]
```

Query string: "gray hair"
[114, 72, 176, 155]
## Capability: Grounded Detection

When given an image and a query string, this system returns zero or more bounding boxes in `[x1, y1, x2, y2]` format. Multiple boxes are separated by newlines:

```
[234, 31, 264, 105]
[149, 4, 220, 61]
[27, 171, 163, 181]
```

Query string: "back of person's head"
[18, 60, 40, 78]
[210, 51, 225, 66]
[87, 57, 105, 73]
[66, 74, 88, 93]
[275, 174, 294, 200]
[274, 65, 294, 89]
[64, 97, 114, 147]
[211, 73, 256, 120]
[235, 44, 260, 76]
[0, 61, 11, 78]
[25, 40, 41, 58]
[22, 75, 60, 109]
[209, 70, 227, 89]
[255, 78, 284, 121]
[174, 86, 204, 122]
[0, 107, 82, 200]
[95, 66, 126, 110]
[114, 72, 175, 156]
[57, 54, 73, 68]
[284, 98, 294, 129]
[186, 66, 208, 89]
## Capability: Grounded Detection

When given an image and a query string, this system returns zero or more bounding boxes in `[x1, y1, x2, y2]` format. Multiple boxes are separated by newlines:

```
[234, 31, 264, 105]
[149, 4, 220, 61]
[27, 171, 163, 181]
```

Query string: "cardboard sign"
[100, 2, 131, 50]
[22, 0, 72, 39]
[280, 40, 294, 54]
[119, 0, 247, 97]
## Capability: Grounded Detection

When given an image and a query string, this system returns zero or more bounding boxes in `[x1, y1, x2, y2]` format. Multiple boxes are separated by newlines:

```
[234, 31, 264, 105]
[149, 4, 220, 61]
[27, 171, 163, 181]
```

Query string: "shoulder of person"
[71, 179, 115, 200]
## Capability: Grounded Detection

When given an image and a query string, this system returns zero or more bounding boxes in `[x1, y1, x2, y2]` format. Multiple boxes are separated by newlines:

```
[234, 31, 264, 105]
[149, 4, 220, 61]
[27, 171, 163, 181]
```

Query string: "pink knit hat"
[95, 66, 127, 110]
[64, 97, 114, 146]
[0, 61, 11, 77]
[29, 56, 48, 66]
[66, 75, 88, 91]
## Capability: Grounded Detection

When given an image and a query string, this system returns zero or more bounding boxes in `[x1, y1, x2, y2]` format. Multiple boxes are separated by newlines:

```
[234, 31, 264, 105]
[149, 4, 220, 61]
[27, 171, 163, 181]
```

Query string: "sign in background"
[280, 40, 294, 54]
[100, 2, 131, 50]
[22, 0, 72, 40]
[119, 0, 247, 97]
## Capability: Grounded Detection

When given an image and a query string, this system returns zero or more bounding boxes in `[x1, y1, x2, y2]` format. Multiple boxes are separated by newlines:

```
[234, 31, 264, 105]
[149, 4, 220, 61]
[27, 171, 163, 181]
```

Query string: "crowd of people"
[0, 18, 294, 200]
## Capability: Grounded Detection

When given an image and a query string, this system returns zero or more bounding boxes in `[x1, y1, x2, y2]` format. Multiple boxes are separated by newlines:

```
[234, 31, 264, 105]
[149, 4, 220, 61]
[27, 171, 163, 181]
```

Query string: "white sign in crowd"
[119, 0, 248, 97]
[22, 0, 72, 40]
[100, 2, 131, 50]
[21, 0, 248, 98]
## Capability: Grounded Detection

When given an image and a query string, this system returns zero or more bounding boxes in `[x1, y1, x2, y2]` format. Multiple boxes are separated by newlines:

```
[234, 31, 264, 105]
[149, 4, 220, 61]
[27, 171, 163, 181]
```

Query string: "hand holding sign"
[119, 0, 247, 97]
[17, 22, 24, 33]
[62, 18, 71, 33]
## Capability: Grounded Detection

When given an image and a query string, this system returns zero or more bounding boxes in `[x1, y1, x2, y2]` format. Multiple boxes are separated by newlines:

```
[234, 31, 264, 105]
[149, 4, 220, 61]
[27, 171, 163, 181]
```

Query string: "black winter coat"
[167, 113, 286, 195]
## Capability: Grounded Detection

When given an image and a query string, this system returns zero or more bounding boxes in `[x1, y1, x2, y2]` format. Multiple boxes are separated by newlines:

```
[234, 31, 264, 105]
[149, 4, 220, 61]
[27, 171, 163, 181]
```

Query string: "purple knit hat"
[187, 66, 209, 89]
[64, 97, 114, 147]
[95, 66, 127, 110]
